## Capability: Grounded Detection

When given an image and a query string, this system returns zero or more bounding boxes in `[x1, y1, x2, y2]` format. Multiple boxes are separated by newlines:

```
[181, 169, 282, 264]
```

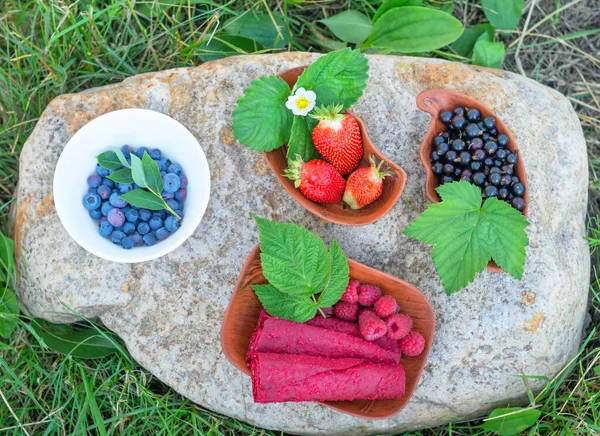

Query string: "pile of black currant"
[430, 106, 526, 211]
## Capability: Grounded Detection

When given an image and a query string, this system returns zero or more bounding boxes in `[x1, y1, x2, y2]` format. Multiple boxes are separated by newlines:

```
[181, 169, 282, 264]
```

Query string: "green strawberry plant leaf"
[404, 181, 529, 295]
[232, 76, 293, 152]
[96, 151, 122, 170]
[107, 168, 134, 185]
[481, 407, 541, 436]
[223, 11, 290, 49]
[252, 284, 318, 323]
[372, 0, 423, 23]
[451, 23, 495, 57]
[473, 39, 505, 69]
[482, 0, 524, 30]
[363, 6, 464, 53]
[320, 11, 372, 45]
[287, 116, 319, 162]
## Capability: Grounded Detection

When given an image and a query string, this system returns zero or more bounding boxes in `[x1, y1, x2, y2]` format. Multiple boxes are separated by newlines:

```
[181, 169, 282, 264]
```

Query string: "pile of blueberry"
[82, 146, 187, 249]
[430, 106, 526, 211]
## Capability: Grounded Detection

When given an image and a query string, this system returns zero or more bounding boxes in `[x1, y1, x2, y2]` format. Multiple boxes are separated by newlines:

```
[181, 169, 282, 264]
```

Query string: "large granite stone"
[10, 53, 589, 434]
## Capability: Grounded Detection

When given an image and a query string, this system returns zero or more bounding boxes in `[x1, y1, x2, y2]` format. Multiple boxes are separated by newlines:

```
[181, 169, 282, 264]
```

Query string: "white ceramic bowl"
[53, 109, 211, 263]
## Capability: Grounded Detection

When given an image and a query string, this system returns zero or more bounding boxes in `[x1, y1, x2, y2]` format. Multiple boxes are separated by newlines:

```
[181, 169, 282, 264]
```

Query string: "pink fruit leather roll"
[250, 352, 406, 403]
[247, 316, 400, 364]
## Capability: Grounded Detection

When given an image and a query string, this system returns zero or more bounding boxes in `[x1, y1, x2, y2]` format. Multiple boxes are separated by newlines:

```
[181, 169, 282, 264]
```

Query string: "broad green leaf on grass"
[223, 12, 290, 48]
[141, 152, 163, 194]
[120, 189, 165, 211]
[482, 0, 524, 30]
[31, 319, 119, 359]
[317, 240, 350, 308]
[129, 154, 147, 188]
[473, 40, 505, 69]
[364, 7, 464, 53]
[309, 26, 348, 52]
[197, 34, 264, 62]
[110, 147, 131, 169]
[294, 48, 369, 110]
[438, 1, 454, 14]
[252, 284, 318, 322]
[0, 286, 19, 339]
[107, 168, 134, 185]
[481, 407, 541, 436]
[287, 116, 319, 162]
[404, 181, 529, 294]
[0, 232, 15, 274]
[96, 151, 122, 170]
[232, 76, 293, 152]
[372, 0, 423, 23]
[319, 11, 372, 45]
[451, 24, 495, 57]
[254, 216, 331, 297]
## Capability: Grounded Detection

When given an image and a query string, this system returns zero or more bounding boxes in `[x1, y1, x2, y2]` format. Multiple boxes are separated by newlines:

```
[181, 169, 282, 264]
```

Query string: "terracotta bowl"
[416, 89, 529, 273]
[220, 245, 436, 420]
[262, 66, 407, 226]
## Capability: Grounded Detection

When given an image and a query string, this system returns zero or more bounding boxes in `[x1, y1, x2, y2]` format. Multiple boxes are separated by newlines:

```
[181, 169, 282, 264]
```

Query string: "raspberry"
[358, 284, 382, 306]
[334, 301, 358, 322]
[374, 295, 399, 318]
[386, 313, 412, 340]
[399, 331, 425, 357]
[340, 279, 360, 303]
[358, 310, 387, 341]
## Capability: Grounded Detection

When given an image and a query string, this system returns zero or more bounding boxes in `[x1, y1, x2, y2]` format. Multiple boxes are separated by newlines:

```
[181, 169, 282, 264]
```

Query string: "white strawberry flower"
[285, 87, 317, 116]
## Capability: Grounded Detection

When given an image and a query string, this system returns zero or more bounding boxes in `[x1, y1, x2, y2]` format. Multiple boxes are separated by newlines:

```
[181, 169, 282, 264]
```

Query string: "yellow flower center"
[296, 97, 310, 110]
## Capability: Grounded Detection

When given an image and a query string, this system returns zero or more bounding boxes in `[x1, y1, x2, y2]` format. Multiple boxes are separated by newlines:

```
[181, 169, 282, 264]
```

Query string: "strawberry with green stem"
[343, 156, 392, 210]
[284, 155, 346, 204]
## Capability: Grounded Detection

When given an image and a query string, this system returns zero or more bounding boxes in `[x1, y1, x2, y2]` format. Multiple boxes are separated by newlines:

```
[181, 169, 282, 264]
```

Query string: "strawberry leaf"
[252, 284, 317, 323]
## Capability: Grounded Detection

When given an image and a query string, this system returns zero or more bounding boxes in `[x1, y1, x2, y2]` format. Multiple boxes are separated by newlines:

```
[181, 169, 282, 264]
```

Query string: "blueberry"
[466, 108, 481, 122]
[497, 134, 509, 147]
[137, 222, 150, 235]
[179, 176, 188, 188]
[101, 201, 113, 216]
[432, 162, 443, 175]
[506, 153, 518, 165]
[131, 232, 143, 246]
[96, 165, 110, 177]
[89, 208, 102, 219]
[110, 230, 125, 244]
[473, 172, 486, 186]
[99, 216, 107, 223]
[164, 215, 180, 232]
[125, 208, 139, 223]
[175, 188, 187, 202]
[143, 233, 157, 246]
[512, 183, 525, 196]
[452, 139, 465, 152]
[155, 227, 170, 240]
[87, 174, 102, 188]
[464, 123, 480, 138]
[489, 173, 501, 185]
[121, 236, 134, 250]
[122, 222, 136, 235]
[139, 209, 152, 222]
[149, 149, 161, 160]
[484, 185, 498, 197]
[161, 191, 175, 200]
[118, 183, 133, 194]
[159, 158, 170, 171]
[155, 210, 166, 219]
[97, 184, 111, 200]
[149, 215, 163, 230]
[163, 173, 181, 193]
[483, 116, 496, 130]
[167, 163, 182, 175]
[108, 208, 126, 227]
[154, 159, 165, 171]
[121, 145, 134, 154]
[102, 178, 114, 188]
[109, 192, 128, 208]
[439, 110, 453, 124]
[99, 221, 113, 237]
[83, 193, 101, 210]
[88, 187, 97, 194]
[512, 197, 525, 211]
[137, 147, 149, 158]
[166, 199, 179, 211]
[160, 170, 167, 178]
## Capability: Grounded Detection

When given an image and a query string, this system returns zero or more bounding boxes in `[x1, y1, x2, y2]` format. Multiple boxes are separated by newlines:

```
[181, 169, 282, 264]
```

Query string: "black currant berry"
[470, 137, 483, 150]
[451, 115, 467, 130]
[459, 151, 471, 166]
[442, 176, 454, 184]
[464, 123, 481, 138]
[484, 185, 499, 197]
[466, 108, 481, 122]
[489, 128, 498, 136]
[496, 149, 508, 160]
[443, 163, 455, 175]
[500, 175, 512, 186]
[461, 169, 473, 181]
[440, 110, 453, 124]
[484, 157, 494, 166]
[498, 188, 509, 199]
[483, 116, 496, 130]
[489, 173, 501, 185]
[497, 134, 509, 147]
[506, 153, 518, 165]
[434, 135, 446, 146]
[432, 162, 443, 174]
[512, 176, 520, 184]
[452, 139, 466, 152]
[470, 161, 483, 171]
[502, 165, 514, 175]
[482, 133, 490, 141]
[484, 141, 498, 155]
[473, 150, 486, 161]
[431, 151, 440, 162]
[437, 142, 450, 155]
[494, 159, 502, 167]
[454, 106, 466, 116]
[473, 172, 486, 186]
[454, 167, 462, 177]
[445, 150, 458, 162]
[512, 183, 525, 196]
[441, 131, 450, 139]
[512, 197, 525, 211]
[490, 166, 501, 174]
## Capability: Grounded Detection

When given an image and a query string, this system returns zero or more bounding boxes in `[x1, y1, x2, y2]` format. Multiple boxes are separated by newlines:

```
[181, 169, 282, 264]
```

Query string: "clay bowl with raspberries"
[220, 244, 435, 419]
[262, 65, 407, 227]
[416, 88, 529, 273]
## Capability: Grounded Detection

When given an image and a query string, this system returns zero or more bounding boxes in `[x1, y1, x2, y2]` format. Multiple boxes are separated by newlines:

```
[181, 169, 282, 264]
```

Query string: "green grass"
[1, 0, 600, 434]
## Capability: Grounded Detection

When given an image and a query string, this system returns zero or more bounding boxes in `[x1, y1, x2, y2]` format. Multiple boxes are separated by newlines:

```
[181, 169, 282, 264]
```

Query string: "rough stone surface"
[11, 53, 590, 434]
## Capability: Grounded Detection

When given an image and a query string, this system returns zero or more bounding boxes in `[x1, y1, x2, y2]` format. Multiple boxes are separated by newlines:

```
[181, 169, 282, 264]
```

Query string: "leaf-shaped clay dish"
[262, 65, 407, 226]
[416, 89, 529, 273]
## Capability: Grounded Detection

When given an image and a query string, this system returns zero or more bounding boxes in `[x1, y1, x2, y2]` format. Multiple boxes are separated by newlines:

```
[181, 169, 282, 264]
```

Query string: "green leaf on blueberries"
[372, 0, 423, 24]
[141, 152, 164, 194]
[317, 240, 350, 308]
[252, 284, 318, 323]
[107, 168, 134, 185]
[96, 151, 122, 170]
[287, 116, 319, 162]
[110, 147, 131, 169]
[473, 39, 505, 69]
[404, 181, 529, 295]
[481, 407, 541, 436]
[120, 189, 165, 211]
[319, 11, 372, 45]
[232, 75, 293, 152]
[129, 154, 148, 188]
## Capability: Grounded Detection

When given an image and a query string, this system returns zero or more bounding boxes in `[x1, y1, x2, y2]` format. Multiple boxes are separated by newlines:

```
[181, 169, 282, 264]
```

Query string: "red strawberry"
[343, 156, 392, 210]
[284, 155, 346, 203]
[311, 104, 363, 175]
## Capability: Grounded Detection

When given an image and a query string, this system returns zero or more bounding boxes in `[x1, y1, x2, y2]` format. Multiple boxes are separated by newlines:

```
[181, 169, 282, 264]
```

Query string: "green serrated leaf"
[224, 12, 290, 48]
[320, 11, 372, 45]
[372, 0, 423, 23]
[129, 154, 148, 188]
[473, 39, 505, 69]
[254, 216, 331, 298]
[120, 189, 165, 211]
[141, 152, 163, 194]
[294, 48, 369, 110]
[364, 6, 464, 53]
[107, 168, 134, 185]
[110, 146, 131, 169]
[31, 319, 119, 359]
[232, 76, 293, 152]
[197, 34, 264, 62]
[287, 116, 319, 162]
[481, 407, 541, 436]
[252, 284, 317, 323]
[96, 151, 122, 170]
[317, 240, 350, 308]
[451, 23, 495, 57]
[482, 0, 524, 30]
[0, 286, 19, 339]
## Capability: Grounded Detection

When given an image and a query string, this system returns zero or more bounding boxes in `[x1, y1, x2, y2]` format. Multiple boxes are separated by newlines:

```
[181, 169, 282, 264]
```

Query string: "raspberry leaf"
[107, 169, 134, 185]
[141, 152, 163, 194]
[252, 284, 317, 323]
[317, 240, 350, 308]
[96, 151, 123, 170]
[129, 154, 148, 188]
[286, 115, 319, 162]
